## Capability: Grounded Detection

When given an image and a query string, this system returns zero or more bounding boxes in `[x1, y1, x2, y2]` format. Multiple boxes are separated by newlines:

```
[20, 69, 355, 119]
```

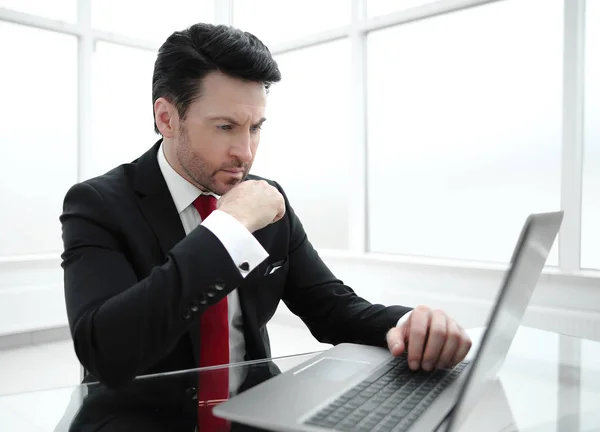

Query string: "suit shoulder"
[66, 162, 135, 203]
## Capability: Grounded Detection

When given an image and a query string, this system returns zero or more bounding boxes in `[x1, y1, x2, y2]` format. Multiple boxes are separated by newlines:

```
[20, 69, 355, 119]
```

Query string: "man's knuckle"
[448, 328, 461, 342]
[430, 326, 445, 339]
[415, 305, 430, 314]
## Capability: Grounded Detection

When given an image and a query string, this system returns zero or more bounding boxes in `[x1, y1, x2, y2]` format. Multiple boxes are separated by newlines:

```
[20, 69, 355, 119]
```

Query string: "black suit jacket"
[59, 140, 411, 428]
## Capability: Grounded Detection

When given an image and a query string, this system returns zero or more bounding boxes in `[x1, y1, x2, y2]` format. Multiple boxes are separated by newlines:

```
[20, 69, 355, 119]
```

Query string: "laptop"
[214, 211, 563, 432]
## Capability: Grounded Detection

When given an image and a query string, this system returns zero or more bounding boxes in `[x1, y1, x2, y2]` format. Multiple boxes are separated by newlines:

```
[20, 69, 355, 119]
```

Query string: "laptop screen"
[446, 211, 563, 431]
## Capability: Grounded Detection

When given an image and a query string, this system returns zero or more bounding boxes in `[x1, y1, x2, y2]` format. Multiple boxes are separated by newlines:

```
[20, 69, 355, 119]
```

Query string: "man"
[60, 23, 471, 431]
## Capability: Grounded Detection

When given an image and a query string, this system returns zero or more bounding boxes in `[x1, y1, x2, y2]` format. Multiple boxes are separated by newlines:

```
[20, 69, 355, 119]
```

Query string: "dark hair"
[152, 23, 282, 134]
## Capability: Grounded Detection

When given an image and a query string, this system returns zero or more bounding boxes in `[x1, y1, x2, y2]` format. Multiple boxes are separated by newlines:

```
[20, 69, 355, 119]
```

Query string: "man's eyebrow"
[208, 116, 240, 125]
[208, 116, 267, 126]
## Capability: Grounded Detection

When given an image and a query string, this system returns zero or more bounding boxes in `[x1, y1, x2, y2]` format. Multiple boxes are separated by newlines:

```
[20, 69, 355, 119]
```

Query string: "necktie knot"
[193, 194, 218, 220]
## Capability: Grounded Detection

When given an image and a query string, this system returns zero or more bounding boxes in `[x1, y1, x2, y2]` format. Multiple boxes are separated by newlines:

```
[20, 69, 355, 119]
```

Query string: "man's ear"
[154, 97, 178, 138]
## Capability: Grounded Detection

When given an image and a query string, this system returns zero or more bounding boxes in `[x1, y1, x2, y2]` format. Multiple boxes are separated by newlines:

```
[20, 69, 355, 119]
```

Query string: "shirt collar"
[157, 142, 219, 214]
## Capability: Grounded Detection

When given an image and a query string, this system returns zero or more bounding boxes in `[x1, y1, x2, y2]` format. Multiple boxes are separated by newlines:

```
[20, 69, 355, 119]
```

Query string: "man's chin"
[212, 178, 243, 195]
[210, 170, 249, 194]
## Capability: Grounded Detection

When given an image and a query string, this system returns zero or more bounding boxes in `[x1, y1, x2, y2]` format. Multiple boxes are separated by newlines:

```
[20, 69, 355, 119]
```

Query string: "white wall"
[0, 257, 63, 336]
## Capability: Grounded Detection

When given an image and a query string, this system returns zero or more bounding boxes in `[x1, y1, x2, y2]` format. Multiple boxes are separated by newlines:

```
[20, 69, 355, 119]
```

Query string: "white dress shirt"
[157, 144, 268, 392]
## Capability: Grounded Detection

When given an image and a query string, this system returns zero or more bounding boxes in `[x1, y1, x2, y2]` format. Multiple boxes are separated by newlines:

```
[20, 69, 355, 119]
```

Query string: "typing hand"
[386, 306, 472, 371]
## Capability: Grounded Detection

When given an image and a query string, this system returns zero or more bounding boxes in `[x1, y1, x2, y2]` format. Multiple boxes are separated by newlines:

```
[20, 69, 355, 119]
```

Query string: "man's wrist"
[219, 209, 254, 233]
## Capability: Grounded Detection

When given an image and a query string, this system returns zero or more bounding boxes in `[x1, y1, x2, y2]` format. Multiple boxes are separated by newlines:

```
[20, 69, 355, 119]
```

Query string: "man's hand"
[217, 180, 286, 233]
[386, 306, 472, 371]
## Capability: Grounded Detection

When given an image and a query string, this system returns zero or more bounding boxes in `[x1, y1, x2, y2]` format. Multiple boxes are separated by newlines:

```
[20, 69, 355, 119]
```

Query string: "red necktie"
[192, 194, 230, 432]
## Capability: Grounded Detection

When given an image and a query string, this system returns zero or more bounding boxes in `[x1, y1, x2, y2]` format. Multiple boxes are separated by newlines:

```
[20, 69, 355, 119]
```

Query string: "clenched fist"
[217, 180, 286, 233]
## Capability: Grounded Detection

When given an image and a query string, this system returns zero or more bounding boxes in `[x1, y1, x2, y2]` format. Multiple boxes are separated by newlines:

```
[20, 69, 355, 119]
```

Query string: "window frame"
[0, 0, 595, 275]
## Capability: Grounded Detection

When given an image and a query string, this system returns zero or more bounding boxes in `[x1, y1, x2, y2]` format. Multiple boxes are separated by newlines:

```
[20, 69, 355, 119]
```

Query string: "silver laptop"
[214, 211, 563, 432]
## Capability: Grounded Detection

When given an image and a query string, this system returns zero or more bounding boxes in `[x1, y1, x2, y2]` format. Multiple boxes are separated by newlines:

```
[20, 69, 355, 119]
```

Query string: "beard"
[175, 124, 250, 196]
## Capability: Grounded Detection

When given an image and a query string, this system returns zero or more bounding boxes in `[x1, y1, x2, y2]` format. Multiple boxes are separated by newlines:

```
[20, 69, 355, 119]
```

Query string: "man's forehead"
[204, 101, 265, 114]
[200, 72, 267, 99]
[196, 87, 266, 110]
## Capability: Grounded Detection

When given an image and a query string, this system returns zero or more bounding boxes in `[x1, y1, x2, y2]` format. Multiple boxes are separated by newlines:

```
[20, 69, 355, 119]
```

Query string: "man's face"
[165, 72, 267, 196]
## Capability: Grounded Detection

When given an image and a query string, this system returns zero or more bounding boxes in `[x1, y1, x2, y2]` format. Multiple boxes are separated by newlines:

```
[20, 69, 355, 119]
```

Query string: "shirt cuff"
[396, 310, 413, 328]
[201, 210, 269, 278]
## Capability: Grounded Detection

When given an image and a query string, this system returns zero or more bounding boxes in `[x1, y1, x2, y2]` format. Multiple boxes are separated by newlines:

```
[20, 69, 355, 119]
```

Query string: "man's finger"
[407, 306, 431, 370]
[435, 318, 461, 369]
[450, 326, 472, 366]
[421, 310, 447, 371]
[386, 327, 406, 357]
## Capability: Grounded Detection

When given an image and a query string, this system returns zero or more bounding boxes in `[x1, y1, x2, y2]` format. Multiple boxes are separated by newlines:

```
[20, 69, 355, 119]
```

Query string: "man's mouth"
[221, 168, 245, 178]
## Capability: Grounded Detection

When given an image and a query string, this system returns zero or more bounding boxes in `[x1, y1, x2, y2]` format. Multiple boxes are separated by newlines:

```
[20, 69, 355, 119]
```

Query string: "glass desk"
[0, 326, 598, 431]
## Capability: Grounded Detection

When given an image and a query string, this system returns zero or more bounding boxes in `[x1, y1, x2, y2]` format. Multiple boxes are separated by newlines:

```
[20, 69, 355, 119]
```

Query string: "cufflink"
[239, 261, 250, 271]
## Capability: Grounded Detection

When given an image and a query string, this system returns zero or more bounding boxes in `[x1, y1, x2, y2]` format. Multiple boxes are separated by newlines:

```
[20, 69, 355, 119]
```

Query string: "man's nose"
[230, 134, 253, 162]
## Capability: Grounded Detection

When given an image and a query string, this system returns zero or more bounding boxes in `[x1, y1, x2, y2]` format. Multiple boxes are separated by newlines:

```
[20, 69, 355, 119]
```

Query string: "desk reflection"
[0, 327, 597, 432]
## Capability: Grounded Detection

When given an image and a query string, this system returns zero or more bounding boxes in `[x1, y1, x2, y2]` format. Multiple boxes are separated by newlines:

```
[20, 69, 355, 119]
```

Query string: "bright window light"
[251, 39, 352, 250]
[582, 0, 600, 270]
[91, 0, 214, 44]
[88, 42, 158, 179]
[233, 0, 350, 49]
[367, 0, 440, 17]
[0, 0, 76, 22]
[366, 0, 563, 264]
[0, 22, 78, 256]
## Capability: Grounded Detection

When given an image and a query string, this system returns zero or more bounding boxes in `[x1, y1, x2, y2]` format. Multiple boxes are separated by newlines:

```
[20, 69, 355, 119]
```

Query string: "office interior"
[0, 0, 599, 430]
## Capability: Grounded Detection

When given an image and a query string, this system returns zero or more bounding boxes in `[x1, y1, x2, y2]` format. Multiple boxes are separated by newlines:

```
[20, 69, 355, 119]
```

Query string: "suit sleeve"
[277, 183, 413, 348]
[60, 182, 243, 387]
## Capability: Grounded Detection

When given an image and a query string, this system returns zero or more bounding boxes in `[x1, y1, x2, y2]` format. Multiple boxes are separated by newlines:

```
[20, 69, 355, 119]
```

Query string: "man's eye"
[218, 125, 232, 131]
[250, 125, 262, 133]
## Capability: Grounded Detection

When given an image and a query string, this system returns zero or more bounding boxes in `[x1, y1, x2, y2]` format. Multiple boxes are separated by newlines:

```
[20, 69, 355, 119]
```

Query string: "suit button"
[239, 261, 250, 271]
[214, 282, 225, 291]
[185, 386, 197, 400]
[190, 300, 198, 313]
[207, 290, 216, 298]
[182, 308, 192, 320]
[198, 293, 208, 305]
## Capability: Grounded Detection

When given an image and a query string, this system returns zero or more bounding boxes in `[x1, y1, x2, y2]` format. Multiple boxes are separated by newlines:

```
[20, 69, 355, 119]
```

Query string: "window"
[0, 0, 76, 22]
[233, 0, 350, 48]
[0, 23, 78, 256]
[91, 0, 214, 44]
[250, 40, 352, 250]
[366, 0, 563, 264]
[367, 0, 439, 17]
[581, 0, 600, 270]
[88, 42, 158, 179]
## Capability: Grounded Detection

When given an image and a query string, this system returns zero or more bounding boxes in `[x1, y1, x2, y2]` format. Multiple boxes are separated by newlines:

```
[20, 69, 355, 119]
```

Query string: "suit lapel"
[134, 140, 186, 256]
[133, 141, 202, 364]
[137, 194, 186, 257]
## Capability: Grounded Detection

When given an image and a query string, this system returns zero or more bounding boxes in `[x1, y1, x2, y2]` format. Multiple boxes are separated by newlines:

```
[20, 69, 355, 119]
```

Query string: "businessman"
[60, 23, 471, 431]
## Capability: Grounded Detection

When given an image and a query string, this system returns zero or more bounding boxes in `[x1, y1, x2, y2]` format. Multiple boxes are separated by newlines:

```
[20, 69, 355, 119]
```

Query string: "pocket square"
[268, 265, 283, 275]
[264, 259, 286, 276]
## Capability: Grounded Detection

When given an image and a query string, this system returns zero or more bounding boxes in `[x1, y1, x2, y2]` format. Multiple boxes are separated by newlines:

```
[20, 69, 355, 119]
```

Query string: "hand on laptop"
[386, 306, 472, 372]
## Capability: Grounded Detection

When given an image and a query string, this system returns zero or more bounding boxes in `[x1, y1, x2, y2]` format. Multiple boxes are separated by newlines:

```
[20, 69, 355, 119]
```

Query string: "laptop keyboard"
[303, 357, 469, 432]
